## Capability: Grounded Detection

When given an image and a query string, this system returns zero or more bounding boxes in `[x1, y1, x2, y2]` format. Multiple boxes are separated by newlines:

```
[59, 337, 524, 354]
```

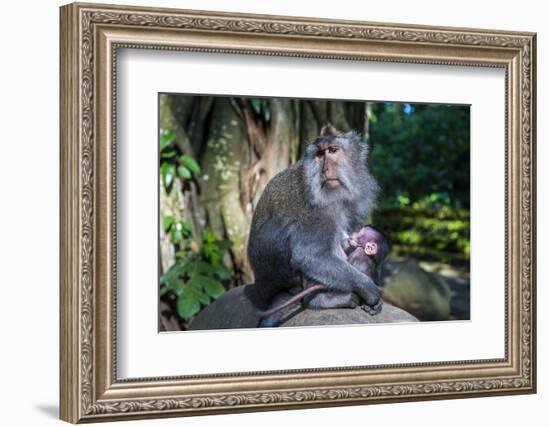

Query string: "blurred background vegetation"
[158, 95, 470, 331]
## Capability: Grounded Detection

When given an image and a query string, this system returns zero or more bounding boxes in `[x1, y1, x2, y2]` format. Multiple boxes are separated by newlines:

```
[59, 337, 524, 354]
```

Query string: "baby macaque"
[344, 224, 389, 287]
[259, 225, 389, 327]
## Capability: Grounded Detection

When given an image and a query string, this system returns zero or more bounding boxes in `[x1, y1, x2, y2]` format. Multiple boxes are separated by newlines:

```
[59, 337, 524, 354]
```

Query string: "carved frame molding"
[60, 2, 536, 423]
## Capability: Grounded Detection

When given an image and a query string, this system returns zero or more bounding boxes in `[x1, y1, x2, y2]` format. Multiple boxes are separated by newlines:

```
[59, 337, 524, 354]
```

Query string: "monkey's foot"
[361, 300, 383, 316]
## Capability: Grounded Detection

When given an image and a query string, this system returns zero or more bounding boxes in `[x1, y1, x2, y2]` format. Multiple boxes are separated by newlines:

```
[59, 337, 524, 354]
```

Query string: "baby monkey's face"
[349, 227, 382, 251]
[347, 225, 389, 265]
[363, 241, 378, 256]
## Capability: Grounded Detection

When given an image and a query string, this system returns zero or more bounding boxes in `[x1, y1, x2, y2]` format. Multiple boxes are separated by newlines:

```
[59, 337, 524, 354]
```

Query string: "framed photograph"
[60, 2, 536, 423]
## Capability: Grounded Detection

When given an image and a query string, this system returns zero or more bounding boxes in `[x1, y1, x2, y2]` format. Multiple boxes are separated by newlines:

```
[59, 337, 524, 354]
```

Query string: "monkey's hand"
[291, 245, 381, 309]
[342, 237, 359, 256]
[361, 299, 383, 316]
[348, 238, 359, 248]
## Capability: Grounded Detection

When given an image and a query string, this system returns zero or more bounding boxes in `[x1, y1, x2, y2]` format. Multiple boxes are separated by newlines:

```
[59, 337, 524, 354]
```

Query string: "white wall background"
[0, 0, 546, 426]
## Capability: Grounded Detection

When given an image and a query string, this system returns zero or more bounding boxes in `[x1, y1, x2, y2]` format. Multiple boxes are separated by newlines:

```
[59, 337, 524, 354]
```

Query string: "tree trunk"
[196, 98, 250, 283]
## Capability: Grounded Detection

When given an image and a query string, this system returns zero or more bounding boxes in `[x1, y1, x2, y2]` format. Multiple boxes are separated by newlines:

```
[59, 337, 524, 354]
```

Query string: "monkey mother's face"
[314, 141, 346, 190]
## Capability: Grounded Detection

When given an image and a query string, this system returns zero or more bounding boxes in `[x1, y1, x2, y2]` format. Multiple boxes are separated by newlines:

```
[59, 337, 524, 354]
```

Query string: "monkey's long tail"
[259, 284, 325, 316]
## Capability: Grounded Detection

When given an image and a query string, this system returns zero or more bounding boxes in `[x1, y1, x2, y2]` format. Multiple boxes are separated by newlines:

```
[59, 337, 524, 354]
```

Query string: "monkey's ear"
[320, 123, 339, 137]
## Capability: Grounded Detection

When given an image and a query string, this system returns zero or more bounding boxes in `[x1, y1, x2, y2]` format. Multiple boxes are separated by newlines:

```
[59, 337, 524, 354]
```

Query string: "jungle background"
[158, 94, 470, 331]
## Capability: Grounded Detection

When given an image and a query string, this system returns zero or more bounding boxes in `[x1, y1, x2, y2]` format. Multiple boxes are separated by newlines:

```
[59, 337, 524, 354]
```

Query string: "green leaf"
[202, 242, 221, 265]
[161, 163, 175, 189]
[250, 98, 262, 115]
[160, 129, 176, 150]
[181, 284, 201, 298]
[159, 285, 169, 296]
[163, 215, 174, 232]
[198, 292, 211, 305]
[209, 252, 221, 267]
[176, 219, 192, 238]
[203, 279, 225, 299]
[166, 277, 184, 295]
[262, 100, 271, 123]
[203, 228, 218, 243]
[202, 244, 214, 256]
[175, 250, 189, 259]
[161, 149, 177, 159]
[160, 261, 189, 284]
[192, 261, 216, 275]
[171, 227, 183, 244]
[177, 165, 192, 180]
[215, 265, 231, 280]
[186, 275, 203, 290]
[177, 292, 201, 319]
[179, 155, 200, 174]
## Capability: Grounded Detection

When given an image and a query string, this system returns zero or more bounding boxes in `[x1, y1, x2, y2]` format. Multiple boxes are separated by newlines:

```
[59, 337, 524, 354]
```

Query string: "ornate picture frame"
[60, 2, 536, 423]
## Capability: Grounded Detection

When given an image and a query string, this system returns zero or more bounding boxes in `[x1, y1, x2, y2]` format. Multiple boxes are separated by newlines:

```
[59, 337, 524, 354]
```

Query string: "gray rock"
[382, 260, 452, 321]
[188, 284, 418, 331]
[279, 303, 418, 327]
[188, 284, 264, 330]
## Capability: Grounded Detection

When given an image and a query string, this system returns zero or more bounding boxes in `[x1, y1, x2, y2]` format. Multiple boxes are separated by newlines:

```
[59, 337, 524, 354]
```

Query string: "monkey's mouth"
[323, 178, 341, 189]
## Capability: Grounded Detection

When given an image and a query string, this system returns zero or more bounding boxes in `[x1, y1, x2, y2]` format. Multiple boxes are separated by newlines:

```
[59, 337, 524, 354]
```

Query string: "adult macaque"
[259, 225, 389, 327]
[248, 125, 382, 326]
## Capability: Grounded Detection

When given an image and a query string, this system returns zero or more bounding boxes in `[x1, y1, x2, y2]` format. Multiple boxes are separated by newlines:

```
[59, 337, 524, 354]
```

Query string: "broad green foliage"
[370, 103, 470, 210]
[249, 98, 271, 123]
[373, 204, 470, 267]
[160, 228, 232, 320]
[163, 215, 192, 244]
[159, 128, 201, 191]
[159, 127, 232, 320]
[160, 128, 176, 152]
[179, 155, 200, 174]
[370, 103, 470, 267]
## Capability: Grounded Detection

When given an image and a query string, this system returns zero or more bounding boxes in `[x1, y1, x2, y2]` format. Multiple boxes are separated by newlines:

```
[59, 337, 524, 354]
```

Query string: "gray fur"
[248, 130, 382, 322]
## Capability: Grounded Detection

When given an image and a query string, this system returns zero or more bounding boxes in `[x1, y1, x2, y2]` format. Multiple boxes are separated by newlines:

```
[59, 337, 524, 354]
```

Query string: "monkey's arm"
[290, 240, 381, 310]
[342, 237, 359, 255]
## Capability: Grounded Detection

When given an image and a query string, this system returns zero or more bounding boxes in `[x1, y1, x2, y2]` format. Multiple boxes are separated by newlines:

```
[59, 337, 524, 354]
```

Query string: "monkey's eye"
[315, 150, 324, 159]
[327, 146, 339, 154]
